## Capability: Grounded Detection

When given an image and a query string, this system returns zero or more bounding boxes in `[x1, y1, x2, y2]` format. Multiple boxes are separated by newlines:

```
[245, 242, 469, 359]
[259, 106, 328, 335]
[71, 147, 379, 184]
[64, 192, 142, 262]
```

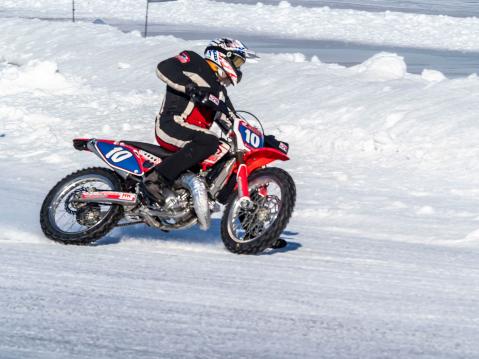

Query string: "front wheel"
[40, 167, 124, 245]
[221, 167, 296, 254]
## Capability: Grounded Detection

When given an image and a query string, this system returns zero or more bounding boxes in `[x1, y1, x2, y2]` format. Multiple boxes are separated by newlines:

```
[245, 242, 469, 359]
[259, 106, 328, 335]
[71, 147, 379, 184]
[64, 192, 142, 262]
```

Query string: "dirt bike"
[40, 104, 296, 254]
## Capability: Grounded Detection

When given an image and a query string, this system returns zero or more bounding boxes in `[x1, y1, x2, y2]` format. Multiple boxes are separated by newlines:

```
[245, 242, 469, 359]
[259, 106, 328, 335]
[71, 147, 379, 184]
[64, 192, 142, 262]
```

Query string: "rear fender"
[92, 139, 147, 176]
[73, 138, 146, 176]
[73, 138, 90, 151]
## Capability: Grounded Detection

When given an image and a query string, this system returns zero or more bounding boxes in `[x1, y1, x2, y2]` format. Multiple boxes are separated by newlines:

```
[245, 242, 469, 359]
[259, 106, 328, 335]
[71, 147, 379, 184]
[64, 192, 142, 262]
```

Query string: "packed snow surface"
[2, 0, 479, 52]
[217, 0, 479, 17]
[2, 17, 479, 359]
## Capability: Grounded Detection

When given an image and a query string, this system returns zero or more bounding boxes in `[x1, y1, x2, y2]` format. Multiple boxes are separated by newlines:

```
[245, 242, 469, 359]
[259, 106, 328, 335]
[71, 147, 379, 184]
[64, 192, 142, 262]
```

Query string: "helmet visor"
[231, 54, 246, 69]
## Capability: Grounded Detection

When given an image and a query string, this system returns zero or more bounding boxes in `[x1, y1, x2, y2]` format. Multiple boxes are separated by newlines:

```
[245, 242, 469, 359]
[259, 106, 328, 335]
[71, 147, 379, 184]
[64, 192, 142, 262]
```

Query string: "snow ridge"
[2, 0, 479, 51]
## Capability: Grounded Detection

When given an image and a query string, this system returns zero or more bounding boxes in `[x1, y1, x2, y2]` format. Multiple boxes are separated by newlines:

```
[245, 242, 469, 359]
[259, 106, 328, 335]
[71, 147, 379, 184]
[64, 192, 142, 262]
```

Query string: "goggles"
[205, 45, 246, 69]
[230, 53, 246, 69]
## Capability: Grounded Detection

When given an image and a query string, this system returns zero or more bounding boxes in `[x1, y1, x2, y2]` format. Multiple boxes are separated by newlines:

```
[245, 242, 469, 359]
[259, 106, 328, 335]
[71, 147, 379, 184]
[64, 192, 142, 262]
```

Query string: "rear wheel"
[40, 167, 124, 245]
[221, 167, 296, 254]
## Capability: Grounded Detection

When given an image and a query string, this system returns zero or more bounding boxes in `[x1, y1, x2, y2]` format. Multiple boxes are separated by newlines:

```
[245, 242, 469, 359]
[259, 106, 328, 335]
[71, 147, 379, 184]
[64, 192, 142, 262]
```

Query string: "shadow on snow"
[95, 219, 301, 254]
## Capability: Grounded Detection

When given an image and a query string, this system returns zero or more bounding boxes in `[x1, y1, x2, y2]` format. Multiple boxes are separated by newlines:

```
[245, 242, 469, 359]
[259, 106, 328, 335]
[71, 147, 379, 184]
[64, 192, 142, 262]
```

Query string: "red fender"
[242, 147, 290, 173]
[230, 147, 290, 200]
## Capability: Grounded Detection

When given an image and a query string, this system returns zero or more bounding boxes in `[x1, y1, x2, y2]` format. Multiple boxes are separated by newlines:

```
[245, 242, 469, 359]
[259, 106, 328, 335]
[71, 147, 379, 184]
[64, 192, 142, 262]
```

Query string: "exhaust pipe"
[78, 191, 138, 205]
[178, 173, 210, 230]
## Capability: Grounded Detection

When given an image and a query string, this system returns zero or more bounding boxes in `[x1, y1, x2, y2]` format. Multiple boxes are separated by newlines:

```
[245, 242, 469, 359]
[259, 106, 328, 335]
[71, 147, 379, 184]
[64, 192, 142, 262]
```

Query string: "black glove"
[185, 82, 229, 114]
[185, 82, 210, 103]
[215, 117, 232, 133]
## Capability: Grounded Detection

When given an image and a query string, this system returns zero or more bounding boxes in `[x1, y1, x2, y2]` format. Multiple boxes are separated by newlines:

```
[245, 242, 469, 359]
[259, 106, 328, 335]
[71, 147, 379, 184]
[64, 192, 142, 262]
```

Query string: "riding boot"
[143, 170, 173, 204]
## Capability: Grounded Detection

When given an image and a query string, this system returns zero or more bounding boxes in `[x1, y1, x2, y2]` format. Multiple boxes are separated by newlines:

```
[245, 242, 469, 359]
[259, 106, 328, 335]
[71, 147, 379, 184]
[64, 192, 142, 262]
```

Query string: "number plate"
[95, 141, 143, 175]
[238, 122, 264, 149]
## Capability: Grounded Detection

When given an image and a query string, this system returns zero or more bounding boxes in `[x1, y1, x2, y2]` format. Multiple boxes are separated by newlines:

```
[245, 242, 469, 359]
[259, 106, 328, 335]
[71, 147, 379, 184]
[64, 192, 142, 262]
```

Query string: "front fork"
[236, 152, 253, 209]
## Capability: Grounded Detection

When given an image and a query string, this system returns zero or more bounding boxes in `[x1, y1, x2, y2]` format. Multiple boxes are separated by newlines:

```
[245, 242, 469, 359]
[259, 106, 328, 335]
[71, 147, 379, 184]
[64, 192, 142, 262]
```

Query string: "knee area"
[194, 133, 219, 156]
[206, 136, 220, 156]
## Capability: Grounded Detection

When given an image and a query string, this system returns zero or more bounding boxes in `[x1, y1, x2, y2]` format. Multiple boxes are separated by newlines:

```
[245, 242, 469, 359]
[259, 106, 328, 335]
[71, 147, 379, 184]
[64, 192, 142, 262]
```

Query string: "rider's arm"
[156, 52, 194, 93]
[217, 92, 237, 125]
[224, 94, 236, 114]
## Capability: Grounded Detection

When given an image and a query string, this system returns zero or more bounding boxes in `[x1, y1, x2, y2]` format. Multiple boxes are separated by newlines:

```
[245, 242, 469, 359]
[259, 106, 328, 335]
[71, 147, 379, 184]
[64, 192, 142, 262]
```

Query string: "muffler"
[178, 173, 210, 230]
[78, 191, 138, 205]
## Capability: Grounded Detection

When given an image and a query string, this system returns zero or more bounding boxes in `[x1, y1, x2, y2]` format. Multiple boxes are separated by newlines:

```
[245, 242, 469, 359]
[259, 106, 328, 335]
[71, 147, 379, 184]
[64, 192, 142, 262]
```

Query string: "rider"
[145, 38, 258, 202]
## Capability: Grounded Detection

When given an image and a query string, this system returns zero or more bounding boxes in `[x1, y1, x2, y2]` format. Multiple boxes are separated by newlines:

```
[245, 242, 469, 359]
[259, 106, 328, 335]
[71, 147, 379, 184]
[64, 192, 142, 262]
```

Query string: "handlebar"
[210, 100, 235, 134]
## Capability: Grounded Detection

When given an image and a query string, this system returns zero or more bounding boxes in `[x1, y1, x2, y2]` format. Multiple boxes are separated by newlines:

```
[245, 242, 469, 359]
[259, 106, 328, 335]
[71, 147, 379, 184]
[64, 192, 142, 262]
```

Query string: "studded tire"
[220, 167, 296, 254]
[40, 167, 124, 245]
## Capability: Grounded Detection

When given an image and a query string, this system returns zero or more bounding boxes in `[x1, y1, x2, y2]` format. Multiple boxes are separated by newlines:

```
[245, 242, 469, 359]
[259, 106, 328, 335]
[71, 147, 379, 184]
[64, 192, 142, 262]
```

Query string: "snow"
[0, 60, 77, 95]
[421, 68, 447, 82]
[2, 0, 479, 52]
[2, 7, 479, 359]
[350, 52, 407, 80]
[216, 0, 479, 18]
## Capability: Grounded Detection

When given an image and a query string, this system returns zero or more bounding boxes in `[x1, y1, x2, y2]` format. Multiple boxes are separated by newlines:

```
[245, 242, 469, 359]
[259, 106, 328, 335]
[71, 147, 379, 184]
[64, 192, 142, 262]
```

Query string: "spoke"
[246, 223, 260, 238]
[242, 214, 256, 231]
[56, 211, 68, 222]
[57, 213, 73, 229]
[66, 221, 77, 232]
[233, 219, 240, 231]
[49, 176, 114, 235]
[228, 176, 285, 243]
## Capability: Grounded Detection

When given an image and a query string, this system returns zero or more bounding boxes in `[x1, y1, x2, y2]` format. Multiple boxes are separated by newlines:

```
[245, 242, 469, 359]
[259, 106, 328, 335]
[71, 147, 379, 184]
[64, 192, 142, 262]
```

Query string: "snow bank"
[421, 69, 447, 82]
[2, 0, 479, 52]
[0, 60, 77, 95]
[1, 18, 479, 175]
[351, 52, 407, 80]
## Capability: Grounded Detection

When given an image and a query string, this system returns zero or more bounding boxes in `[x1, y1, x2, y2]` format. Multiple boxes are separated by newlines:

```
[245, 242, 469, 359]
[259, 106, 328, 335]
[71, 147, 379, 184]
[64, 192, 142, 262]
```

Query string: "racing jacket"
[156, 50, 235, 131]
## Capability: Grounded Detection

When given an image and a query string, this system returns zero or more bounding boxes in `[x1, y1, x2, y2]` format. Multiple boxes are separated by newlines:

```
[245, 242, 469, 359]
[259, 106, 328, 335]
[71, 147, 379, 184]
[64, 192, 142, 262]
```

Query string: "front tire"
[221, 167, 296, 254]
[40, 167, 124, 245]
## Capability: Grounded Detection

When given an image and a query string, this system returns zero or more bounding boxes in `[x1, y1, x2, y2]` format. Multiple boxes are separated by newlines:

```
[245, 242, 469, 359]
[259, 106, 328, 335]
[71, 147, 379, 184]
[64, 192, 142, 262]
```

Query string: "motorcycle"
[40, 104, 296, 254]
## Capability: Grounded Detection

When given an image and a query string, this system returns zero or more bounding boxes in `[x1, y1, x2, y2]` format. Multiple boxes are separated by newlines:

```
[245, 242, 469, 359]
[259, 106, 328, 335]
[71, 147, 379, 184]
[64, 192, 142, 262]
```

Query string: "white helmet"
[204, 38, 258, 86]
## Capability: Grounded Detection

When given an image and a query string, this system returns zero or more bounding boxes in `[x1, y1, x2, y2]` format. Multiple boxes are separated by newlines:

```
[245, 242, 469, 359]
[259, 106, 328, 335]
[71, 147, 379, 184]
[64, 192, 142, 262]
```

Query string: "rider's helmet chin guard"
[204, 38, 259, 86]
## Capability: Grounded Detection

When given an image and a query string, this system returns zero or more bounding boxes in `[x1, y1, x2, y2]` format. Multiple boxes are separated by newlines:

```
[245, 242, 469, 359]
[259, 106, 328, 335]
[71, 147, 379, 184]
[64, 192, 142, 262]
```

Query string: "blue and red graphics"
[95, 140, 143, 175]
[176, 51, 190, 64]
[238, 121, 264, 149]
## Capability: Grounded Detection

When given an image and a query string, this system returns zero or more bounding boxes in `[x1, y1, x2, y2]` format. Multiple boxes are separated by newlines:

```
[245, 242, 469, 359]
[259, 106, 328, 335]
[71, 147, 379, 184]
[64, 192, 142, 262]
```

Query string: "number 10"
[244, 129, 260, 148]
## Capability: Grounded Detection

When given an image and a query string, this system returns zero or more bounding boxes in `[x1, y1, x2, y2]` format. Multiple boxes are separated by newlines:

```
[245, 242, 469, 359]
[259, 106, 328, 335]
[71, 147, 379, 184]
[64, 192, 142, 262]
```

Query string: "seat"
[122, 140, 175, 158]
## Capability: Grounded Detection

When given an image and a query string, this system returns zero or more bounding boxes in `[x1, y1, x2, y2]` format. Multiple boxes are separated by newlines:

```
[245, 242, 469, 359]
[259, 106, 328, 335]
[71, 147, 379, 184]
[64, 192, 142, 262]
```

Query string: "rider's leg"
[155, 117, 219, 182]
[145, 116, 219, 202]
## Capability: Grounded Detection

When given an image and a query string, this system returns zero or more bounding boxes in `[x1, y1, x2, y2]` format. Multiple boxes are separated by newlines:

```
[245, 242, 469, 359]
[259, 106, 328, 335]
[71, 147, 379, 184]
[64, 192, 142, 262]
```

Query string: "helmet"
[204, 38, 258, 86]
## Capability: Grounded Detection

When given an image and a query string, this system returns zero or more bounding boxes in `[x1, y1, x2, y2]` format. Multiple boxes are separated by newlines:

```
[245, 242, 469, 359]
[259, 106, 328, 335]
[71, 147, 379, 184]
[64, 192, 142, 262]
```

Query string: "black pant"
[155, 116, 219, 182]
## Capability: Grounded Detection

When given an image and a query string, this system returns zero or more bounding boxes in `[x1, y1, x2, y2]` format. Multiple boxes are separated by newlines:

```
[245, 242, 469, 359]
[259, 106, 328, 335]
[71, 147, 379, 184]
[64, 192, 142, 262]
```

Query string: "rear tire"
[40, 167, 124, 245]
[221, 167, 296, 254]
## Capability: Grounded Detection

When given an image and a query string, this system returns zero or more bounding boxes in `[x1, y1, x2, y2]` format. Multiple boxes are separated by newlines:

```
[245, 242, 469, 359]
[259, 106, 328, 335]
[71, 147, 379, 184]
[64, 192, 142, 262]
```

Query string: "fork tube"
[236, 152, 250, 199]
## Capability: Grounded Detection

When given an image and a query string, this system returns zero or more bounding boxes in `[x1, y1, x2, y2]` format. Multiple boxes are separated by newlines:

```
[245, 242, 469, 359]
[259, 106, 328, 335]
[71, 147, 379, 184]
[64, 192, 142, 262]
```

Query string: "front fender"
[242, 147, 289, 173]
[213, 148, 289, 205]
